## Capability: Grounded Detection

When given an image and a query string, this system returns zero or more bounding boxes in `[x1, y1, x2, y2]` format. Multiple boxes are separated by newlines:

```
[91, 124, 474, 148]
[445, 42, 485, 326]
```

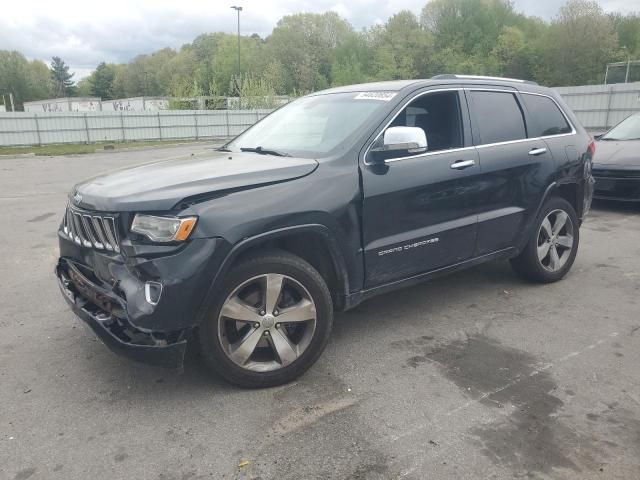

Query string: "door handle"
[529, 147, 547, 156]
[450, 159, 476, 170]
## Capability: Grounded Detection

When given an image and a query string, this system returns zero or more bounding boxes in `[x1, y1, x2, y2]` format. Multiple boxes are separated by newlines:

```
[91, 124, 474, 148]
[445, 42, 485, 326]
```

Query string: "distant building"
[101, 97, 169, 111]
[23, 97, 102, 113]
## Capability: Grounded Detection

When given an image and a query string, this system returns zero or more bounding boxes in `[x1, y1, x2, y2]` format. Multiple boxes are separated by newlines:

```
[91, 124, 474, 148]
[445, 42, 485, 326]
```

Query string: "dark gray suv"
[56, 75, 595, 387]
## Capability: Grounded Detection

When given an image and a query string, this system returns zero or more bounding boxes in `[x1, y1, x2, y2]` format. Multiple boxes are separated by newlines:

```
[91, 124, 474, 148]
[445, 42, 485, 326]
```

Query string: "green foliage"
[2, 0, 640, 110]
[0, 51, 53, 110]
[267, 12, 352, 92]
[609, 13, 640, 56]
[90, 63, 116, 99]
[168, 78, 204, 109]
[50, 56, 75, 97]
[534, 0, 619, 85]
[234, 74, 281, 109]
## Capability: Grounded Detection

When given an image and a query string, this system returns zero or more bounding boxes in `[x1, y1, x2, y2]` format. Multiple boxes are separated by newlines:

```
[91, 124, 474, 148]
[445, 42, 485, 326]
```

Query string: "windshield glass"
[602, 114, 640, 140]
[225, 92, 394, 158]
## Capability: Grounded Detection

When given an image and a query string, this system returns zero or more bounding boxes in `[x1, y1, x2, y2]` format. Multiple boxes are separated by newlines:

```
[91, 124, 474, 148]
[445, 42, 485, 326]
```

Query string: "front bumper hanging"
[56, 258, 187, 369]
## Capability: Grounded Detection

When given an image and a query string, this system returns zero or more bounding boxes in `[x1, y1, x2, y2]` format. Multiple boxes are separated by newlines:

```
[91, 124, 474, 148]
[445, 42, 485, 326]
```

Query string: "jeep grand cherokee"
[56, 75, 595, 387]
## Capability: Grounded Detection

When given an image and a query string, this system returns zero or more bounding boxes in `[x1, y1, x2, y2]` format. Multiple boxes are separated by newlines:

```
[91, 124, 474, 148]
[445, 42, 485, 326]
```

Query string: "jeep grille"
[63, 205, 120, 252]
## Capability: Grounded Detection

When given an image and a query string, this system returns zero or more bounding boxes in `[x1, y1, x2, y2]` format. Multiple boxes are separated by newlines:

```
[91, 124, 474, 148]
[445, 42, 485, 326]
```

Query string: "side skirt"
[341, 247, 517, 311]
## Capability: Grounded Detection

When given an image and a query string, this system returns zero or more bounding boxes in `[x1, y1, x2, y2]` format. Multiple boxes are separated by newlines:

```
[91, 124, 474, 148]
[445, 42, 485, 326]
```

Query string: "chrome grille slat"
[63, 204, 120, 252]
[95, 217, 114, 251]
[71, 212, 83, 245]
[103, 217, 120, 253]
[74, 212, 92, 247]
[81, 215, 102, 248]
[91, 216, 109, 250]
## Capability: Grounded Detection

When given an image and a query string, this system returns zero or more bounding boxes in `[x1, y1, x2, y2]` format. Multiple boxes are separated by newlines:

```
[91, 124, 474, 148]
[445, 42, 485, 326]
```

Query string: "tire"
[196, 250, 333, 388]
[510, 196, 580, 283]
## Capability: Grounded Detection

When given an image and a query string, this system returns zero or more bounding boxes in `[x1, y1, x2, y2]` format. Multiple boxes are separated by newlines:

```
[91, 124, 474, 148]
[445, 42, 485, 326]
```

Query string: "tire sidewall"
[198, 251, 333, 387]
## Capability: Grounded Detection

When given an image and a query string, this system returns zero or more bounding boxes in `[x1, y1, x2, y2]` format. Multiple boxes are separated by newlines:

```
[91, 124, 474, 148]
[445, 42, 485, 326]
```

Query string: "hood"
[72, 151, 319, 211]
[593, 140, 640, 167]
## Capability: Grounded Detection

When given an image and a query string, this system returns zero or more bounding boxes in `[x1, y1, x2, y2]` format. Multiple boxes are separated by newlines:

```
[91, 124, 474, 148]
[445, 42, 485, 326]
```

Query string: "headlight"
[131, 215, 197, 242]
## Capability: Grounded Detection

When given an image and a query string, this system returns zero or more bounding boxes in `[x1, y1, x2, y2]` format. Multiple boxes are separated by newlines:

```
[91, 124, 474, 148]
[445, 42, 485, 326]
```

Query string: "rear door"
[519, 91, 577, 174]
[466, 88, 555, 255]
[361, 88, 479, 287]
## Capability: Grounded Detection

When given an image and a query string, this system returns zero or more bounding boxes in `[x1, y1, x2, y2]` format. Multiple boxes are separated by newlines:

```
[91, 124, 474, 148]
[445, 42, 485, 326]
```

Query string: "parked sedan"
[593, 113, 640, 201]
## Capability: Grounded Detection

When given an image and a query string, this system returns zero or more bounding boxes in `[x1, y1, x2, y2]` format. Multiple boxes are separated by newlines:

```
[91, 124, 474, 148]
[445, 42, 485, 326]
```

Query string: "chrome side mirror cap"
[369, 126, 428, 163]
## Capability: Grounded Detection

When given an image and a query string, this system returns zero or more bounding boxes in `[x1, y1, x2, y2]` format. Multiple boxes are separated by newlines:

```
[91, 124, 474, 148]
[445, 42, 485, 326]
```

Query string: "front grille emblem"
[73, 192, 83, 204]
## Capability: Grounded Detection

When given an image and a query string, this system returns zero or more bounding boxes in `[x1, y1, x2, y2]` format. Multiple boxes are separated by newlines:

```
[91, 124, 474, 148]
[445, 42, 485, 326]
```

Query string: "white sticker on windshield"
[354, 91, 397, 101]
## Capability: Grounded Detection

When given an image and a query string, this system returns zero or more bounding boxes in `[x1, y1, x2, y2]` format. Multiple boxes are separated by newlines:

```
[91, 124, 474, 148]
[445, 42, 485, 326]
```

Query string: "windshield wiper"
[240, 146, 291, 157]
[216, 146, 232, 152]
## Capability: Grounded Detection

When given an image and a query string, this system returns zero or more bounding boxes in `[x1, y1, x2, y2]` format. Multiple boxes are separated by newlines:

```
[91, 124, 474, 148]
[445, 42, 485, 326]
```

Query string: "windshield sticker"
[354, 91, 397, 101]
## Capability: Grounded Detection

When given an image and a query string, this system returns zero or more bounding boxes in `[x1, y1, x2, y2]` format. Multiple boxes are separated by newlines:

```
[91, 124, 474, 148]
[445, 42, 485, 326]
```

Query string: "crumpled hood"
[72, 151, 318, 211]
[593, 140, 640, 167]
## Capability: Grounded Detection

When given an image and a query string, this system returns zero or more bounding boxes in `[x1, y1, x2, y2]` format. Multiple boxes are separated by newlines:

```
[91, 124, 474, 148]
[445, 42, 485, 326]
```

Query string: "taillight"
[587, 139, 596, 157]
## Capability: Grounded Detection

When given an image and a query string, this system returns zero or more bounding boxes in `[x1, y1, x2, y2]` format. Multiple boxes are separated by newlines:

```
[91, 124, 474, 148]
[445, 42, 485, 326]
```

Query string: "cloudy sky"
[1, 0, 636, 79]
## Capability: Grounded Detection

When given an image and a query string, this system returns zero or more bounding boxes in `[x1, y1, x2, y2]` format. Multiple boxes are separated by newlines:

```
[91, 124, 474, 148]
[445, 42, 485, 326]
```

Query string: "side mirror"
[369, 126, 428, 163]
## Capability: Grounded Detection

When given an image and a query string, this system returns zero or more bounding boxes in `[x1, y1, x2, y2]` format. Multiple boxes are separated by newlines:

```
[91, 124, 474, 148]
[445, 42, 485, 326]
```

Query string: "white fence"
[4, 83, 640, 146]
[554, 82, 640, 130]
[0, 110, 274, 147]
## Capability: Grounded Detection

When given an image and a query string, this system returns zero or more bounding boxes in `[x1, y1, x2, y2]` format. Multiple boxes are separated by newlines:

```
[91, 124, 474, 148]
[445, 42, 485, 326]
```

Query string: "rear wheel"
[510, 196, 579, 283]
[197, 250, 333, 388]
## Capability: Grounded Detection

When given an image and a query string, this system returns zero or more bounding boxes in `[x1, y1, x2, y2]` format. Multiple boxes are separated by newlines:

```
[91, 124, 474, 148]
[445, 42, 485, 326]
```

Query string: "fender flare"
[195, 224, 351, 324]
[516, 180, 583, 253]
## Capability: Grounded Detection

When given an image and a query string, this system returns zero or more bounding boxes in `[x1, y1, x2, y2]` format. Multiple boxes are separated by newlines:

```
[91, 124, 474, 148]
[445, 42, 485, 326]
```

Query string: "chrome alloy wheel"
[217, 273, 317, 372]
[537, 209, 574, 272]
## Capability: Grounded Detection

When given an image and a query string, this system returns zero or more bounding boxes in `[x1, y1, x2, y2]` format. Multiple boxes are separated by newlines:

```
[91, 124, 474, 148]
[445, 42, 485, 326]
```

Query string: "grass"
[0, 139, 207, 157]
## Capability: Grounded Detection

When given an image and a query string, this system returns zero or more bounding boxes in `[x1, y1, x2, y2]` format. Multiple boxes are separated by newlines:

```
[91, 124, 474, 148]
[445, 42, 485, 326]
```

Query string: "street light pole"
[230, 5, 243, 96]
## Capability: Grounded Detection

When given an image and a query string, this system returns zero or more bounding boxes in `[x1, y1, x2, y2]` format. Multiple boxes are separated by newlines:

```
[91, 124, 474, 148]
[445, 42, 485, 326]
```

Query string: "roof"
[23, 97, 101, 105]
[312, 75, 547, 96]
[313, 80, 422, 95]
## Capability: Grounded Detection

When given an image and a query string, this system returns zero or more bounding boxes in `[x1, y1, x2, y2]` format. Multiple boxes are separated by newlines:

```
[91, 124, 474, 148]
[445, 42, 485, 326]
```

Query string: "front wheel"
[510, 196, 580, 283]
[197, 250, 333, 388]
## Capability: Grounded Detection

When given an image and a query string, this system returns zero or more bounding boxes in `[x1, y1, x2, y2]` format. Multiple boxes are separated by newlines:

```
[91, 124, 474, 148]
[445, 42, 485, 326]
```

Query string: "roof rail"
[431, 74, 538, 85]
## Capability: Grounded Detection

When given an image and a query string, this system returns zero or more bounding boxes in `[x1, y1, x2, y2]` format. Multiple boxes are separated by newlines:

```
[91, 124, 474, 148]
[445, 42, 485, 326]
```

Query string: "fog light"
[145, 281, 163, 305]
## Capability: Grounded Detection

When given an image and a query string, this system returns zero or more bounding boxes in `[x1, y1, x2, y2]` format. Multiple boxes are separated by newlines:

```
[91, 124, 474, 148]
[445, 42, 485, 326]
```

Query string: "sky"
[0, 0, 637, 80]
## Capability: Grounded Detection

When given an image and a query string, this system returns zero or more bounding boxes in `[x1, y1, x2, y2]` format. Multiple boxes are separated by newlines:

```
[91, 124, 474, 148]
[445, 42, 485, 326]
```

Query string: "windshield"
[601, 114, 640, 141]
[225, 92, 394, 158]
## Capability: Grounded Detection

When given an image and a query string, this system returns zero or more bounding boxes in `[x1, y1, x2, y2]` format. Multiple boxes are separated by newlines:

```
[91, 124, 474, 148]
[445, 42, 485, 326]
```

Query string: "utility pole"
[625, 58, 631, 84]
[231, 5, 243, 98]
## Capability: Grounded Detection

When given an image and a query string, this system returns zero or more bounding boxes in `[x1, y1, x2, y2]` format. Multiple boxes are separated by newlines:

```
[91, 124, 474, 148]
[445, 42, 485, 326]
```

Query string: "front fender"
[194, 224, 351, 324]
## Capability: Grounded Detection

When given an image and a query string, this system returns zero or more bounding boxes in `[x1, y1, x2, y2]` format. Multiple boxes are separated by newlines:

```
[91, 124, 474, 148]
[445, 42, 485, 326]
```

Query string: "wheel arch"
[197, 225, 350, 324]
[515, 180, 583, 254]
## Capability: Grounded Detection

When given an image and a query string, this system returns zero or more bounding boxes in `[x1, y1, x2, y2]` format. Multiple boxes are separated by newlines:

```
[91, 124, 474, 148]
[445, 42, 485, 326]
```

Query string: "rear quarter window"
[522, 93, 572, 137]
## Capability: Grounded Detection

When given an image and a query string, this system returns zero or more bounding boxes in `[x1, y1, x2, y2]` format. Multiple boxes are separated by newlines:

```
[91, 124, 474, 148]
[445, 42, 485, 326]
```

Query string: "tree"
[421, 0, 516, 56]
[0, 51, 53, 110]
[50, 56, 75, 97]
[535, 0, 618, 85]
[266, 12, 353, 92]
[330, 33, 373, 86]
[491, 26, 532, 79]
[609, 13, 640, 56]
[370, 11, 435, 80]
[90, 62, 116, 99]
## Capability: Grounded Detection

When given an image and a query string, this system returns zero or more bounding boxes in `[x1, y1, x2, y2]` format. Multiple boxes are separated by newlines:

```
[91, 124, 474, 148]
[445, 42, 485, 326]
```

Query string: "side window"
[470, 91, 526, 144]
[522, 94, 572, 137]
[387, 91, 463, 152]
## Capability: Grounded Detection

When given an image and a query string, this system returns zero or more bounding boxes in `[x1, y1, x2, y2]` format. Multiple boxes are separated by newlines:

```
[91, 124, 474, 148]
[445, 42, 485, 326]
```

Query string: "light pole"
[231, 5, 242, 97]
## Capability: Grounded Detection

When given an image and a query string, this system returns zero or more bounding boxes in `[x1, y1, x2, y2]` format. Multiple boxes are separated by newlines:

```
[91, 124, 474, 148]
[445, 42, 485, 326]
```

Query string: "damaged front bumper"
[56, 258, 187, 369]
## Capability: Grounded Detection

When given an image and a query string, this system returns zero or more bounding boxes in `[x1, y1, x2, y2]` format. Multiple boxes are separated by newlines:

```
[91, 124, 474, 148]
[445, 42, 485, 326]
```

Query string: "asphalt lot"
[1, 144, 639, 480]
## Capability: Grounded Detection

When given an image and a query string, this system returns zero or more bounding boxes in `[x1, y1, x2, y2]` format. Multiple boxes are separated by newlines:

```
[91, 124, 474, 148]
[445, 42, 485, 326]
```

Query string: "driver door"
[361, 89, 479, 288]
